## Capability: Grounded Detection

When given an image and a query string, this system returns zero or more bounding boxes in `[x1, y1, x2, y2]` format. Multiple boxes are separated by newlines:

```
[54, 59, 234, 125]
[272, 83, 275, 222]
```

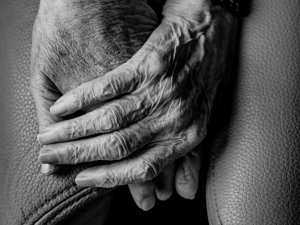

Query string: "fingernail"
[37, 129, 57, 145]
[37, 133, 50, 145]
[75, 175, 95, 187]
[37, 133, 46, 145]
[50, 101, 67, 116]
[37, 134, 42, 145]
[38, 151, 59, 164]
[37, 129, 50, 144]
[141, 197, 155, 211]
[40, 164, 53, 174]
[156, 191, 173, 201]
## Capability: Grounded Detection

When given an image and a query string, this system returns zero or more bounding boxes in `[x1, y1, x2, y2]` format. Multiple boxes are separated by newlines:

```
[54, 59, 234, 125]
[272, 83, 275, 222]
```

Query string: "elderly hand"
[32, 0, 224, 211]
[37, 0, 236, 192]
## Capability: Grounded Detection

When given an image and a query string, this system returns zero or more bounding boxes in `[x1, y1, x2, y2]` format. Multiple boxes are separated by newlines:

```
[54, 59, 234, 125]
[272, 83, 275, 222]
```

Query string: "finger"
[30, 75, 62, 174]
[75, 142, 183, 188]
[129, 182, 156, 211]
[49, 63, 140, 117]
[175, 146, 202, 200]
[38, 120, 156, 164]
[74, 125, 201, 187]
[38, 93, 152, 145]
[155, 164, 174, 201]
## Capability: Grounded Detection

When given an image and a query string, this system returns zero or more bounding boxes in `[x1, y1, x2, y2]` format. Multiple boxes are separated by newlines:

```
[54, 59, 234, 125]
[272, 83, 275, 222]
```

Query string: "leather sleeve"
[206, 0, 300, 224]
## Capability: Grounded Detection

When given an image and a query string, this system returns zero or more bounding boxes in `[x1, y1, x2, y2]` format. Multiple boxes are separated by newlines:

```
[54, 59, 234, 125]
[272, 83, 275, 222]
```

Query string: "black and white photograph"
[0, 0, 299, 224]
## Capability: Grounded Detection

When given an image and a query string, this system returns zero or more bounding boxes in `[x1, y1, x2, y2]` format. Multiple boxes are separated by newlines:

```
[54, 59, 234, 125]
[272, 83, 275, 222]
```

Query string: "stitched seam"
[211, 153, 224, 225]
[23, 185, 78, 224]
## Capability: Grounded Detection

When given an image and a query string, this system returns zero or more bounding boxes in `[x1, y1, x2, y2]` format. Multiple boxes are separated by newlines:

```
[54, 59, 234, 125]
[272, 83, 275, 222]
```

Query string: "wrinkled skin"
[31, 0, 230, 210]
[37, 4, 237, 185]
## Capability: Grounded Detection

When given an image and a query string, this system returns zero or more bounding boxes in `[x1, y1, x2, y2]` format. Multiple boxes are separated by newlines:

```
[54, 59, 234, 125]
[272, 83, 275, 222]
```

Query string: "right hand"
[31, 0, 203, 211]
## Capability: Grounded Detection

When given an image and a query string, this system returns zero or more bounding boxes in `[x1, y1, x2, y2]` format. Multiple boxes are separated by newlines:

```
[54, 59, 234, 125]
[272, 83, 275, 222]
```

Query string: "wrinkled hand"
[31, 0, 214, 211]
[37, 0, 236, 196]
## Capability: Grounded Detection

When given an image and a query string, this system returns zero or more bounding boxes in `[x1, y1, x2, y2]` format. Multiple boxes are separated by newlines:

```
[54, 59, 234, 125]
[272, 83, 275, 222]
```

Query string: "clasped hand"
[31, 0, 236, 211]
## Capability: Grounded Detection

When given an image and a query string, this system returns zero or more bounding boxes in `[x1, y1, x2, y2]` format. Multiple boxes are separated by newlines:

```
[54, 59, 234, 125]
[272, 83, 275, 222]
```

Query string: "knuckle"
[65, 115, 100, 139]
[95, 171, 115, 187]
[65, 119, 82, 140]
[96, 169, 127, 187]
[190, 125, 206, 147]
[140, 160, 158, 181]
[137, 49, 165, 77]
[76, 85, 93, 108]
[109, 131, 130, 160]
[72, 82, 99, 109]
[101, 105, 122, 132]
[102, 76, 120, 98]
[65, 143, 81, 164]
[65, 142, 92, 164]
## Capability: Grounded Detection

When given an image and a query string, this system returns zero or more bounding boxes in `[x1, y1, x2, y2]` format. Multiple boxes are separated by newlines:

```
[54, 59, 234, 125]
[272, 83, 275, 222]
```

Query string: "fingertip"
[176, 183, 197, 200]
[75, 173, 96, 187]
[155, 188, 173, 201]
[40, 163, 57, 175]
[37, 134, 42, 145]
[37, 124, 63, 145]
[37, 132, 50, 146]
[175, 173, 198, 200]
[50, 101, 68, 116]
[175, 164, 198, 200]
[129, 182, 156, 211]
[154, 164, 175, 202]
[141, 196, 156, 211]
[38, 150, 60, 164]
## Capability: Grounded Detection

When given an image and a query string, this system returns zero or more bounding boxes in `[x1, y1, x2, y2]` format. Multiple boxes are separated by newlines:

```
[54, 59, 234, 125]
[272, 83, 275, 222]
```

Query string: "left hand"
[37, 2, 236, 193]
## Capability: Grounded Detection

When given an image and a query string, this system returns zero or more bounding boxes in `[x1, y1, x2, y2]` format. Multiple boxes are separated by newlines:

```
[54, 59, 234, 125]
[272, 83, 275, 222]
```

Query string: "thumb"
[31, 74, 62, 175]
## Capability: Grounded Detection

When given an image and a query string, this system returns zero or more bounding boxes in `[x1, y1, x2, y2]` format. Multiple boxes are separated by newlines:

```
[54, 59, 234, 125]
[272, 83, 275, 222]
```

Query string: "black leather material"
[206, 0, 300, 224]
[1, 0, 299, 224]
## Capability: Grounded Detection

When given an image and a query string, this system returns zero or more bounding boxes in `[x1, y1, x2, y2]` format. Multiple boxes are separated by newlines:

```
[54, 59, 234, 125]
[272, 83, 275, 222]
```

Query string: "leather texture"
[206, 0, 300, 224]
[0, 0, 299, 225]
